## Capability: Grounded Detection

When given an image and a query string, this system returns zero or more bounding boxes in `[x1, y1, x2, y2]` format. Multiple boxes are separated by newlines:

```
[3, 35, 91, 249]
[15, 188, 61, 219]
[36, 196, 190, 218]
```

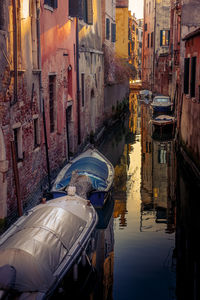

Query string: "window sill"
[34, 145, 40, 151]
[44, 4, 54, 12]
[32, 69, 41, 75]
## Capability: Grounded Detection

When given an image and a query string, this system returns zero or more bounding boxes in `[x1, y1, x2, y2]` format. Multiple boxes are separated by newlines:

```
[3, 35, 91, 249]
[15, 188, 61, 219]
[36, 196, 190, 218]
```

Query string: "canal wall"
[104, 81, 129, 118]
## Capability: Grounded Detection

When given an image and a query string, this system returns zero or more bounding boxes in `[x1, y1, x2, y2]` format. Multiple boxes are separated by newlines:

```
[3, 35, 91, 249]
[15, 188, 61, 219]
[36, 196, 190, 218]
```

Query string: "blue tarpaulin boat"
[51, 148, 115, 208]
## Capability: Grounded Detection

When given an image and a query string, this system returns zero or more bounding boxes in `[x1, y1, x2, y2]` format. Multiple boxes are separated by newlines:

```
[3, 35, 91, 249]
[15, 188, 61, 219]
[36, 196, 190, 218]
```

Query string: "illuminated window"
[160, 30, 170, 46]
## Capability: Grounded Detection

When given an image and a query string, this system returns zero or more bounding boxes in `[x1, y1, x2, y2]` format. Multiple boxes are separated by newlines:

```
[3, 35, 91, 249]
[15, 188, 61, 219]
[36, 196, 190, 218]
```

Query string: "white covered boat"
[0, 193, 98, 299]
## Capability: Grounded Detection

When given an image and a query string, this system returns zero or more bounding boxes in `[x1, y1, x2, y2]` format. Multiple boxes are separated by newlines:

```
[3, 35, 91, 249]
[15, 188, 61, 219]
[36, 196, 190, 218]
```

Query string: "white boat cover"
[0, 197, 92, 293]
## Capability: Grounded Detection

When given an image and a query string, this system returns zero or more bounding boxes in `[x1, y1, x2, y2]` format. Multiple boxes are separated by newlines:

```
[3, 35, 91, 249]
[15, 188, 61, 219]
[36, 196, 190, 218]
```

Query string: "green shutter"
[160, 30, 163, 46]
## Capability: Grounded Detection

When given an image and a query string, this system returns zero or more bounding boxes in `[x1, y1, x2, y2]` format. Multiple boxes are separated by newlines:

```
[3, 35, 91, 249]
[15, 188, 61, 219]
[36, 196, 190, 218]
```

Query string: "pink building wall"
[40, 0, 77, 168]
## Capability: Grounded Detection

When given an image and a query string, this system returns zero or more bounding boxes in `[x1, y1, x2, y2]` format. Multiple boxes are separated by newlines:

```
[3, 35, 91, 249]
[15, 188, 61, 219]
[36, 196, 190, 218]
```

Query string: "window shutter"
[184, 58, 190, 94]
[190, 56, 196, 97]
[69, 0, 83, 18]
[160, 30, 163, 46]
[54, 0, 58, 9]
[87, 0, 93, 25]
[106, 18, 110, 40]
[111, 23, 116, 42]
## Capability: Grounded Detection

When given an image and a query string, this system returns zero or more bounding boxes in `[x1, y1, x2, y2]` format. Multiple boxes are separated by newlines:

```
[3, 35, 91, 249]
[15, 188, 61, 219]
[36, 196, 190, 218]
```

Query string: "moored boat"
[0, 193, 98, 299]
[151, 114, 176, 126]
[151, 95, 173, 114]
[51, 147, 115, 208]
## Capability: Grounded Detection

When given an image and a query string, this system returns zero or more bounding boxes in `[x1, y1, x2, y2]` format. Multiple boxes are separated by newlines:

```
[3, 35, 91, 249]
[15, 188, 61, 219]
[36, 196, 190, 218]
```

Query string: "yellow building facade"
[128, 12, 139, 77]
[115, 1, 129, 59]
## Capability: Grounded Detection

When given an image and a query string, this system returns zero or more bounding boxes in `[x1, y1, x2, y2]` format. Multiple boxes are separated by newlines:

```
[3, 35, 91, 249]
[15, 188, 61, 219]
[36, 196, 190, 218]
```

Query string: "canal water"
[55, 90, 200, 300]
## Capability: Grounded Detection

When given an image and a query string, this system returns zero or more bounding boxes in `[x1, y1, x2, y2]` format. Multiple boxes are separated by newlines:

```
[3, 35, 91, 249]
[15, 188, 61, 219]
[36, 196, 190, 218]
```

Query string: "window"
[147, 34, 150, 48]
[13, 127, 23, 161]
[144, 23, 147, 31]
[184, 58, 190, 94]
[111, 23, 116, 42]
[190, 56, 196, 98]
[128, 43, 131, 56]
[33, 118, 40, 148]
[0, 1, 5, 30]
[81, 73, 85, 106]
[160, 30, 170, 46]
[151, 32, 153, 47]
[106, 18, 110, 40]
[128, 28, 131, 40]
[69, 0, 93, 24]
[49, 75, 56, 132]
[44, 0, 57, 9]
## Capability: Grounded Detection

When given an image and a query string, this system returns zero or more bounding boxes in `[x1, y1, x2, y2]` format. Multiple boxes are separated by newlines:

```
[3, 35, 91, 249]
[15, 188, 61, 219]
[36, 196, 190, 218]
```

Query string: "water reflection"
[55, 90, 179, 299]
[111, 91, 176, 300]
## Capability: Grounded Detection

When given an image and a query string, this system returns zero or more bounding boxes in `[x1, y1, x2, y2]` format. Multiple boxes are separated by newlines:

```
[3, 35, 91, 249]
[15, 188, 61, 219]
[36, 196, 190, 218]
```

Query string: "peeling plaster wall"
[79, 0, 104, 142]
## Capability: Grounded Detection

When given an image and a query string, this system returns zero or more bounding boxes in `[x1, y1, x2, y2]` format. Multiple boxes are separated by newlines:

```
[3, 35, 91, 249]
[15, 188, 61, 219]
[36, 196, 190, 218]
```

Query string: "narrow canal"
[55, 90, 200, 300]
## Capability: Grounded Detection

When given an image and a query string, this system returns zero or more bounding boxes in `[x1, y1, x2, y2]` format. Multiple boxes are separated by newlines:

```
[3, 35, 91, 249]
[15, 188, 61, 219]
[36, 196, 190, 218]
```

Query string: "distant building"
[128, 12, 138, 79]
[116, 0, 129, 59]
[142, 0, 170, 94]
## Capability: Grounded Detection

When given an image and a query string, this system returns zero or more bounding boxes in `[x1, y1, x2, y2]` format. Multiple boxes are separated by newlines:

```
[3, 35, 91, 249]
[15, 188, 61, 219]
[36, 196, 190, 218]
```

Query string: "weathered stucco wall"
[79, 0, 104, 141]
[104, 82, 129, 117]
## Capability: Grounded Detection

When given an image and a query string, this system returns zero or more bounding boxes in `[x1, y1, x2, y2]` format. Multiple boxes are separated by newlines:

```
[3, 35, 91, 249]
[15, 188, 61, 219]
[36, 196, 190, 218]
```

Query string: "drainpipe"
[76, 17, 81, 145]
[12, 0, 18, 103]
[36, 0, 42, 111]
[36, 0, 51, 190]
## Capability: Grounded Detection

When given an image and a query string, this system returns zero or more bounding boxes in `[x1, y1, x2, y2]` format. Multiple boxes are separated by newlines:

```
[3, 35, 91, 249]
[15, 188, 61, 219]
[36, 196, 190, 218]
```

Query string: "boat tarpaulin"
[0, 204, 87, 293]
[55, 157, 108, 190]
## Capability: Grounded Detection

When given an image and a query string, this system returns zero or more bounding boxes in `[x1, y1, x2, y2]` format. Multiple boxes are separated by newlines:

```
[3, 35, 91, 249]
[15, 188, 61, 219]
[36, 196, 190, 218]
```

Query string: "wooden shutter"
[184, 58, 190, 94]
[87, 0, 93, 25]
[160, 30, 163, 46]
[69, 0, 83, 18]
[106, 18, 110, 40]
[54, 0, 58, 9]
[190, 56, 196, 97]
[111, 23, 116, 42]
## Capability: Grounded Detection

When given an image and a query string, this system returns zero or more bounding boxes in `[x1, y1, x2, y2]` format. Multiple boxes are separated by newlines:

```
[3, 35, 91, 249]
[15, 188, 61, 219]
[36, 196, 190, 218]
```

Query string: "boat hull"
[51, 148, 115, 208]
[0, 195, 98, 299]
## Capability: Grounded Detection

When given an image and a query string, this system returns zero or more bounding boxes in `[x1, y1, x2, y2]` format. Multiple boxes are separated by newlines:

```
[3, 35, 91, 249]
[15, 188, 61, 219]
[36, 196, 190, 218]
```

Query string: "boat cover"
[55, 157, 108, 191]
[0, 205, 87, 293]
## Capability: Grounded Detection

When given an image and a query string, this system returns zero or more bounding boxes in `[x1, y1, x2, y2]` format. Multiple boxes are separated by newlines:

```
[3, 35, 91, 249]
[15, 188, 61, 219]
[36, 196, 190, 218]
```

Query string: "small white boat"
[151, 96, 173, 113]
[0, 193, 98, 299]
[151, 115, 176, 126]
[51, 147, 115, 208]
